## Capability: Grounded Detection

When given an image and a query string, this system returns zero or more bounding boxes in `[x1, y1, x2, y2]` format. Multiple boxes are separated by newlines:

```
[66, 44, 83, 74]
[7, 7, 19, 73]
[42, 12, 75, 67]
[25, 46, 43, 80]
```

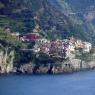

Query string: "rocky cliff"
[0, 46, 95, 74]
[17, 59, 95, 74]
[0, 48, 15, 74]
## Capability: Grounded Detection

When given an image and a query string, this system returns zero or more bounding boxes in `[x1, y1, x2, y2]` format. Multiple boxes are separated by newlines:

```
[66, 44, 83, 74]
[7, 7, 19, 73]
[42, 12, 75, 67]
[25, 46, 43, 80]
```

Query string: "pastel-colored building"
[75, 39, 84, 49]
[32, 36, 92, 59]
[68, 43, 75, 52]
[83, 42, 92, 53]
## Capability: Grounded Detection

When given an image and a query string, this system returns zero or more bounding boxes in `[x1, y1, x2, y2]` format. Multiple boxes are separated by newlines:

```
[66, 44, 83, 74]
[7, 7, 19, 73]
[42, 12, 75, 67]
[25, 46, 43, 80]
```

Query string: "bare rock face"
[52, 64, 64, 74]
[70, 59, 81, 70]
[0, 49, 15, 74]
[51, 58, 95, 74]
[88, 60, 95, 69]
[34, 64, 50, 74]
[20, 63, 35, 74]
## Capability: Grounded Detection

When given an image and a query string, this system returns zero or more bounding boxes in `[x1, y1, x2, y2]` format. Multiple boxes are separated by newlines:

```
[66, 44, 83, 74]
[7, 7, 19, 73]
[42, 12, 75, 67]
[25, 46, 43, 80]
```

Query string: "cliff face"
[0, 48, 15, 74]
[15, 58, 95, 74]
[0, 47, 95, 74]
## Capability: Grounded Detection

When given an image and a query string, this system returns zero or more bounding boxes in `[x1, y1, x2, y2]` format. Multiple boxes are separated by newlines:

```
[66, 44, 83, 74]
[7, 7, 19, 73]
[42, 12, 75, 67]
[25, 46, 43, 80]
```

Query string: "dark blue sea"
[0, 71, 95, 95]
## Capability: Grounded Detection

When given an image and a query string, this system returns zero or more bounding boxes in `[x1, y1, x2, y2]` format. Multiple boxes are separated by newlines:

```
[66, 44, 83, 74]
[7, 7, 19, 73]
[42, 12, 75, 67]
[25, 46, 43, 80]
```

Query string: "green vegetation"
[0, 16, 24, 32]
[0, 2, 5, 9]
[0, 0, 92, 42]
[76, 48, 95, 62]
[0, 27, 27, 48]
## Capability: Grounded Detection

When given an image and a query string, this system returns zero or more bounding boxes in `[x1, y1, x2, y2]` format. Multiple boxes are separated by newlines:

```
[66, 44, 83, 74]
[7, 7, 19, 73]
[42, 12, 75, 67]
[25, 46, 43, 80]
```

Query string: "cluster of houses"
[32, 36, 92, 59]
[4, 27, 92, 59]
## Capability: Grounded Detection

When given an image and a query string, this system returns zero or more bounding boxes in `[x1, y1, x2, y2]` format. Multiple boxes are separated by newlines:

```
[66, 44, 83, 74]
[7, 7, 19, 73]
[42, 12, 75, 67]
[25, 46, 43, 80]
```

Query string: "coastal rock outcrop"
[19, 63, 35, 74]
[0, 47, 95, 74]
[0, 49, 14, 74]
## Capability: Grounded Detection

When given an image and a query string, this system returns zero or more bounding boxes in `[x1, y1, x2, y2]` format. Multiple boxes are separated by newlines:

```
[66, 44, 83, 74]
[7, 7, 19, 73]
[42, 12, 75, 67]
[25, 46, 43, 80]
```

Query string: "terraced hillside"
[0, 0, 95, 43]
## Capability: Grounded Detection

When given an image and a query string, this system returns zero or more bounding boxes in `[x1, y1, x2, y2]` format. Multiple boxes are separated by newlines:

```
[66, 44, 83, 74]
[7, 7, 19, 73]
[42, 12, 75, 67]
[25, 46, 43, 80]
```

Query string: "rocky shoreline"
[0, 43, 95, 75]
[0, 58, 95, 75]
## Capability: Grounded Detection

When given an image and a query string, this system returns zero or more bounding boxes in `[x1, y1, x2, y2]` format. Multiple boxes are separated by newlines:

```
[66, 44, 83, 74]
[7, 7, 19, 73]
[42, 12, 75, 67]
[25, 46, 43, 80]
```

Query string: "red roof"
[24, 33, 40, 41]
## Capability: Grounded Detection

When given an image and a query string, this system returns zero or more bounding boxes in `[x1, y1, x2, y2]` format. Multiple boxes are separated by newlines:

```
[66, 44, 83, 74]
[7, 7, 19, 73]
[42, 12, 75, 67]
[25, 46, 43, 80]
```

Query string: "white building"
[39, 38, 49, 43]
[33, 44, 40, 53]
[83, 42, 92, 53]
[68, 43, 75, 52]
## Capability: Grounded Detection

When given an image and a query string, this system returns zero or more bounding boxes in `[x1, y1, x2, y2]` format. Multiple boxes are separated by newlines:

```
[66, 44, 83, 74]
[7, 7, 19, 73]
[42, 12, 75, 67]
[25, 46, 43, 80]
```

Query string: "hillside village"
[0, 26, 95, 74]
[0, 0, 95, 74]
[33, 36, 92, 59]
[3, 25, 92, 60]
